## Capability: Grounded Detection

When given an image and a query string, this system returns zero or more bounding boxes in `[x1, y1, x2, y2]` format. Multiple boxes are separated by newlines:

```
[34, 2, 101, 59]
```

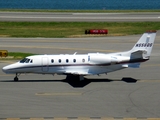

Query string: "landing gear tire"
[14, 73, 20, 81]
[14, 76, 19, 81]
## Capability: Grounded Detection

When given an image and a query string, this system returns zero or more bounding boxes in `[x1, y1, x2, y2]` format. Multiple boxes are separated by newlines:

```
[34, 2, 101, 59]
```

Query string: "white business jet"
[2, 31, 156, 81]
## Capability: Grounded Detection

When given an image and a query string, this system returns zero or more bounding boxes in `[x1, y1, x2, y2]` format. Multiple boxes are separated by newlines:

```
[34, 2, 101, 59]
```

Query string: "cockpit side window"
[25, 59, 30, 63]
[30, 59, 33, 63]
[20, 58, 28, 63]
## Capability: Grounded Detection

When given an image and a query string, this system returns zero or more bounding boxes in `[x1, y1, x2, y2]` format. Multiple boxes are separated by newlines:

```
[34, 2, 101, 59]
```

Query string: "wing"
[64, 70, 90, 75]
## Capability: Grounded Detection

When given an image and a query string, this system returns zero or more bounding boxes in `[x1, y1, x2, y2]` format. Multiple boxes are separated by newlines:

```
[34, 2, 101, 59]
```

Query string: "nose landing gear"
[14, 73, 20, 81]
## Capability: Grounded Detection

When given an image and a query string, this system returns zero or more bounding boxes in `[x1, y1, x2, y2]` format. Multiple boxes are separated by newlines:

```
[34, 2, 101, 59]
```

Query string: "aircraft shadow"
[1, 77, 138, 88]
[63, 77, 137, 87]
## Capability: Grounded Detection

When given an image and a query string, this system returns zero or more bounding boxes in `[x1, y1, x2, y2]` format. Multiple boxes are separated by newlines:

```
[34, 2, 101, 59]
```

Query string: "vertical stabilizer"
[130, 30, 156, 59]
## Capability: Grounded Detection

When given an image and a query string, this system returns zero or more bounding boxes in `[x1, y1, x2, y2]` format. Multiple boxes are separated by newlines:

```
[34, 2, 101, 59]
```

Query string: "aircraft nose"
[2, 66, 9, 73]
[2, 63, 20, 74]
[2, 65, 15, 74]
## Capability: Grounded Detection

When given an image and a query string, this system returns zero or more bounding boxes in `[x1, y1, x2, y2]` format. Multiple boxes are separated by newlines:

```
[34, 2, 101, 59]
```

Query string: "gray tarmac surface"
[0, 31, 160, 118]
[0, 12, 160, 22]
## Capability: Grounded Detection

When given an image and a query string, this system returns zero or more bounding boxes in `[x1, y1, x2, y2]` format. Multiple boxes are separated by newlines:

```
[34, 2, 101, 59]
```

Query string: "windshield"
[20, 58, 32, 63]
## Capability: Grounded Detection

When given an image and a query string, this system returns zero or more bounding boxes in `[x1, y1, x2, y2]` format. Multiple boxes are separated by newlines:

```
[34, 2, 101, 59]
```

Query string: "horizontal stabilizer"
[122, 63, 140, 68]
[128, 63, 140, 68]
[131, 50, 146, 58]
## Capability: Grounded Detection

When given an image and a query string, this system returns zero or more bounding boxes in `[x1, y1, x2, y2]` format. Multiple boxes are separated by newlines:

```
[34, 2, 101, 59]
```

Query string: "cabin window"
[59, 59, 61, 63]
[51, 59, 54, 63]
[82, 59, 85, 62]
[66, 59, 69, 63]
[73, 59, 76, 63]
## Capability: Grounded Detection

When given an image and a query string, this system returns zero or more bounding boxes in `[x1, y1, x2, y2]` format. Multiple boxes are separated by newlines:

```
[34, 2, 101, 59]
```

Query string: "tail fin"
[130, 30, 156, 59]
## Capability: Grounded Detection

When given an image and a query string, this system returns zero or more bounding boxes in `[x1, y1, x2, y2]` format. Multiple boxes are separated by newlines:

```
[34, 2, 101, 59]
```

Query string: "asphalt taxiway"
[0, 31, 160, 118]
[0, 12, 160, 22]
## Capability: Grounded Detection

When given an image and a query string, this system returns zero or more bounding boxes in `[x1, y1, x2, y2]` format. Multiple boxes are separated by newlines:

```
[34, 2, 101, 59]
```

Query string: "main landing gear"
[66, 75, 84, 81]
[14, 73, 20, 81]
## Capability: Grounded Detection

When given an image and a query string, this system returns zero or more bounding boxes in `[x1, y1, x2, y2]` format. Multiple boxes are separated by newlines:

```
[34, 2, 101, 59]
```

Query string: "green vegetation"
[8, 52, 36, 59]
[0, 22, 160, 38]
[0, 52, 36, 60]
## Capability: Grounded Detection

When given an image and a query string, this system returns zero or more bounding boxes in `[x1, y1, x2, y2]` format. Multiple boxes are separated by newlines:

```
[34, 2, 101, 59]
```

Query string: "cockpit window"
[20, 58, 28, 63]
[25, 59, 30, 63]
[20, 58, 32, 63]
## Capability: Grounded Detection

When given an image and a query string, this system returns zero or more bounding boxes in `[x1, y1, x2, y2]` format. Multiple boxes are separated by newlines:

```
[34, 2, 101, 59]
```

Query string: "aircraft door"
[42, 57, 49, 72]
[88, 55, 90, 62]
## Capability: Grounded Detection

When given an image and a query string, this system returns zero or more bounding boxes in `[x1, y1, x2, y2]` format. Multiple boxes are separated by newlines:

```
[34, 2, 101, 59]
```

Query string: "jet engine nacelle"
[89, 54, 121, 64]
[89, 55, 111, 64]
[89, 53, 130, 65]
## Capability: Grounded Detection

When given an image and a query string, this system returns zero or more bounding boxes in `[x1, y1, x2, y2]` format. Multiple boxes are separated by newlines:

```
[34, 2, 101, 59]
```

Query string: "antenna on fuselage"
[73, 52, 77, 55]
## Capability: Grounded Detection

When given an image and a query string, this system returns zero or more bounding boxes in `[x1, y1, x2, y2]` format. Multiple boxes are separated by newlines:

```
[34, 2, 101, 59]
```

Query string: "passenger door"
[42, 57, 49, 72]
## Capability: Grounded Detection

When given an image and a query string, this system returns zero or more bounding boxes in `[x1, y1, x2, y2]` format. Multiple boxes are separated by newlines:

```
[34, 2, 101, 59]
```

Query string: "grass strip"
[0, 52, 36, 60]
[9, 52, 35, 57]
[0, 22, 160, 38]
[8, 52, 36, 59]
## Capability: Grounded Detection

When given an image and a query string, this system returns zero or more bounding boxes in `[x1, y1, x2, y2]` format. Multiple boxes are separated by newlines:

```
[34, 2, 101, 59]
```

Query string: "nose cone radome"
[2, 65, 10, 73]
[2, 64, 16, 74]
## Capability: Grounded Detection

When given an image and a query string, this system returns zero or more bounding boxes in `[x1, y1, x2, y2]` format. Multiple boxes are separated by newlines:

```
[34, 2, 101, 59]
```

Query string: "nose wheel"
[14, 76, 18, 81]
[14, 73, 20, 81]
